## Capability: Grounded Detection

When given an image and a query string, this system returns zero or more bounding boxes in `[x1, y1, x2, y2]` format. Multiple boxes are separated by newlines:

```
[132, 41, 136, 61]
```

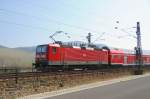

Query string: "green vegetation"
[0, 47, 34, 68]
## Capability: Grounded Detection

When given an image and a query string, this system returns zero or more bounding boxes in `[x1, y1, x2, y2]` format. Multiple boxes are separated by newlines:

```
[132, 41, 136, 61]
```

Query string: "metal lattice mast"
[136, 22, 143, 70]
[86, 32, 92, 45]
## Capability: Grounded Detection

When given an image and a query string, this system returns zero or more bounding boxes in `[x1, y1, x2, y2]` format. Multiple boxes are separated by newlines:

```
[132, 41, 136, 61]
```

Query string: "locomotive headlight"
[41, 54, 46, 58]
[36, 54, 40, 58]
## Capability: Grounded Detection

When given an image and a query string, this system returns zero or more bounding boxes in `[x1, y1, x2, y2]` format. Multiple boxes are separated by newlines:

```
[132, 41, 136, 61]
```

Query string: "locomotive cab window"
[41, 46, 48, 52]
[52, 47, 57, 54]
[36, 47, 41, 53]
[36, 45, 48, 53]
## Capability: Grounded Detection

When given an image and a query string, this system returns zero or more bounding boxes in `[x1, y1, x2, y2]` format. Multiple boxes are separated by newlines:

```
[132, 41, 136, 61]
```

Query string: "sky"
[0, 0, 150, 50]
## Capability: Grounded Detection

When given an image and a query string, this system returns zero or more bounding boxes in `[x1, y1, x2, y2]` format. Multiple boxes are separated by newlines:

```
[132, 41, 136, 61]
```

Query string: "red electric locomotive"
[35, 43, 109, 70]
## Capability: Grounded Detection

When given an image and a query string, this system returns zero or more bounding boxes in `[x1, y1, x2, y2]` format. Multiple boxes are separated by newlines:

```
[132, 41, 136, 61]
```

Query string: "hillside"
[14, 46, 36, 53]
[0, 47, 35, 68]
[0, 45, 8, 48]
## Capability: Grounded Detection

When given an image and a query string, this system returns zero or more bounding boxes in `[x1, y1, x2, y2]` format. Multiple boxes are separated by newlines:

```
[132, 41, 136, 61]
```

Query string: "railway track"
[0, 67, 134, 79]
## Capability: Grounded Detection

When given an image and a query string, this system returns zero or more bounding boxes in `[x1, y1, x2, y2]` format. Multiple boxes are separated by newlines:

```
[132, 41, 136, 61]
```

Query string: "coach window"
[52, 47, 57, 54]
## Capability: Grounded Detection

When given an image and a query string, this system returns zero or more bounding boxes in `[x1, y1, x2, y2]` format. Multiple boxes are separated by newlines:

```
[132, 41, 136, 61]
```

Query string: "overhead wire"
[0, 8, 102, 34]
[18, 0, 112, 33]
[0, 20, 52, 32]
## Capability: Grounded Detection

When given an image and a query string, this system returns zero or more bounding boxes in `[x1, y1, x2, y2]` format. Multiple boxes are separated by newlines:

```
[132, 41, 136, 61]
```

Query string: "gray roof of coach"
[123, 49, 150, 55]
[143, 50, 150, 55]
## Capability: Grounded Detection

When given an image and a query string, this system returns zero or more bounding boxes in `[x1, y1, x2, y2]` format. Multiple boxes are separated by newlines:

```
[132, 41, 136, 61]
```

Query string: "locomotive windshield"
[36, 45, 48, 53]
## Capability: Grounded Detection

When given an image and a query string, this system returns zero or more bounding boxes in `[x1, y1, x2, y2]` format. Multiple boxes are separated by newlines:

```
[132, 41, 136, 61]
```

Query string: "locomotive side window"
[52, 47, 57, 54]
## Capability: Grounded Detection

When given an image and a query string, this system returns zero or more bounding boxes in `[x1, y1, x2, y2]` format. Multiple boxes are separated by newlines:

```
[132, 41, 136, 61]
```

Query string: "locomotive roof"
[48, 43, 96, 50]
[110, 49, 124, 54]
[49, 43, 60, 47]
[49, 41, 108, 48]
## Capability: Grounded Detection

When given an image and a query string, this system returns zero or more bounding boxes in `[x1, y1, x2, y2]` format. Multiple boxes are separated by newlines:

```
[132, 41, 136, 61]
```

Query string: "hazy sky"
[0, 0, 150, 49]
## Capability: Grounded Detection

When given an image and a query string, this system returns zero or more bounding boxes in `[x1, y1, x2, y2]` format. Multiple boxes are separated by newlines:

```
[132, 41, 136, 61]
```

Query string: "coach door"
[50, 47, 61, 65]
[124, 55, 127, 65]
